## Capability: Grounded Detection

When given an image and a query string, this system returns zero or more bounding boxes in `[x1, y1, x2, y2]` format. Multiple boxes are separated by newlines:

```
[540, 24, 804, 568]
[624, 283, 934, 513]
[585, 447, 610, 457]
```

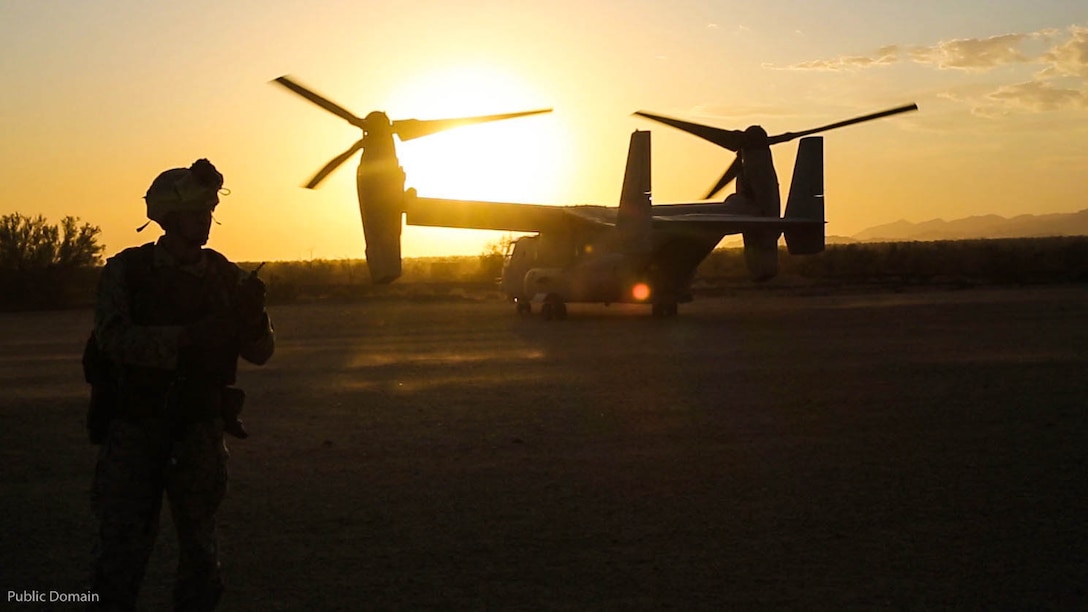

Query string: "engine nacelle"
[357, 157, 405, 284]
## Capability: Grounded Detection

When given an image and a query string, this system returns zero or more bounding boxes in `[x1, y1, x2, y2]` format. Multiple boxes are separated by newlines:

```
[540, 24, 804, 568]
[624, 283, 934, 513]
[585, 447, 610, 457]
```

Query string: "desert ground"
[1, 285, 1086, 610]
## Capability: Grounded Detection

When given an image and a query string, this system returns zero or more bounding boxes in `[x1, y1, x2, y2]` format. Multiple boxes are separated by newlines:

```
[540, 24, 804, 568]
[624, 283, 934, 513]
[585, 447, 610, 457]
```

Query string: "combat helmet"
[143, 159, 225, 226]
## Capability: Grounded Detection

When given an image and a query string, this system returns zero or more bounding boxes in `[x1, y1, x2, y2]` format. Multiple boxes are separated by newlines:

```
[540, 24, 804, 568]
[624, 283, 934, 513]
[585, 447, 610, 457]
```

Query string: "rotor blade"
[393, 109, 552, 142]
[306, 140, 364, 189]
[272, 75, 366, 128]
[633, 111, 745, 152]
[768, 103, 918, 145]
[705, 155, 742, 199]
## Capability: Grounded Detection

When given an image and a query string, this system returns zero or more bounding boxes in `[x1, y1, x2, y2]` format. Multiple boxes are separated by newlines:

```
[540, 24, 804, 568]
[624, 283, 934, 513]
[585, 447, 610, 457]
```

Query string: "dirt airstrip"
[1, 285, 1086, 609]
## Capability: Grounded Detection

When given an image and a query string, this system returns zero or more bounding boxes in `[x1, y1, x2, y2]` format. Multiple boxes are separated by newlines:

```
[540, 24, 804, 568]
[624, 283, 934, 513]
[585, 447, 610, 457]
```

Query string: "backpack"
[81, 243, 155, 444]
[82, 331, 115, 444]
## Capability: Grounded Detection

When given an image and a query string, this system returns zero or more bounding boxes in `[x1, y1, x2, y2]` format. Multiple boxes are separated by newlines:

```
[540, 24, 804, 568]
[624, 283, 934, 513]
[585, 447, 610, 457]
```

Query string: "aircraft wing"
[406, 195, 613, 233]
[406, 195, 821, 234]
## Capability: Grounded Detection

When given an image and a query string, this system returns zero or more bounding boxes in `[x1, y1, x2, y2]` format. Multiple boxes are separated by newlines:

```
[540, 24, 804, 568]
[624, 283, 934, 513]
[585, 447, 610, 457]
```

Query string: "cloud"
[984, 80, 1088, 112]
[783, 33, 1039, 73]
[782, 45, 899, 71]
[782, 26, 1088, 114]
[909, 33, 1032, 70]
[1039, 25, 1088, 78]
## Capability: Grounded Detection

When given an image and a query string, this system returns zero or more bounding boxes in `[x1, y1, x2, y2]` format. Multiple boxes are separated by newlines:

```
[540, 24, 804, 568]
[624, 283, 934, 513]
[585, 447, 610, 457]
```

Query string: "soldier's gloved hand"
[180, 313, 238, 349]
[236, 275, 266, 323]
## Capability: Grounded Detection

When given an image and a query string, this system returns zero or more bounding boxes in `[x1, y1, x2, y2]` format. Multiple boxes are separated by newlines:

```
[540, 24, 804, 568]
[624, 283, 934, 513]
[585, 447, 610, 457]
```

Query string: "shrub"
[0, 213, 104, 271]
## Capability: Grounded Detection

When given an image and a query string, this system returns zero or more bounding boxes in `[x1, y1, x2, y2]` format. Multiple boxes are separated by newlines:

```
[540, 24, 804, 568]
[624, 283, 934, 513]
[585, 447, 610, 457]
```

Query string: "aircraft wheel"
[555, 302, 567, 320]
[541, 302, 554, 320]
[652, 302, 678, 318]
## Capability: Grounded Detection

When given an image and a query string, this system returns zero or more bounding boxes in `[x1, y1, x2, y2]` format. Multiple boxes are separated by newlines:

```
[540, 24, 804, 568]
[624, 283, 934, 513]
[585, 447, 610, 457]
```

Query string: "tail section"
[616, 130, 652, 255]
[783, 136, 825, 255]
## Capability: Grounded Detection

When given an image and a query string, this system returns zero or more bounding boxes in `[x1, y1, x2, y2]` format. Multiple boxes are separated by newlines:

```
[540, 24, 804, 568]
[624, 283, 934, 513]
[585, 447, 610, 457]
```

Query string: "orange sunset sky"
[2, 1, 1087, 262]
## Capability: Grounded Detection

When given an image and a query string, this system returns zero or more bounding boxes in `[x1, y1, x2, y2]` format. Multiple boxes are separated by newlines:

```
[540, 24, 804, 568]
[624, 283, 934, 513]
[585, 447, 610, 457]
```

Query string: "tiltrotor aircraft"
[273, 75, 916, 318]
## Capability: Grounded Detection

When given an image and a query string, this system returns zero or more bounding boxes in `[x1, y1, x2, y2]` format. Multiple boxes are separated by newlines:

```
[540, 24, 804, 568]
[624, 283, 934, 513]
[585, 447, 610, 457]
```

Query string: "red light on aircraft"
[632, 283, 651, 301]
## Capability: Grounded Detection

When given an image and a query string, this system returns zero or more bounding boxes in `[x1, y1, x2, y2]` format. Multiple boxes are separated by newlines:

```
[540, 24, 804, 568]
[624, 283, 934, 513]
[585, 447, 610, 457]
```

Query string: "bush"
[0, 213, 105, 310]
[0, 213, 104, 271]
[477, 234, 514, 281]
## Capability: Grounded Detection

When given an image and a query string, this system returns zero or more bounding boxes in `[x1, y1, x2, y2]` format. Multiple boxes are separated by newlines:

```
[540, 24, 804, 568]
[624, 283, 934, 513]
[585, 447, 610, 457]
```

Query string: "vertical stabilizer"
[784, 136, 825, 255]
[617, 130, 652, 254]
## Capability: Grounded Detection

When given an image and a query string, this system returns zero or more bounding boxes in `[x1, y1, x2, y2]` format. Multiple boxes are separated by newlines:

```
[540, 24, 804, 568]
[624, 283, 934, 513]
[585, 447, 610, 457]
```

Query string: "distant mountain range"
[843, 209, 1088, 243]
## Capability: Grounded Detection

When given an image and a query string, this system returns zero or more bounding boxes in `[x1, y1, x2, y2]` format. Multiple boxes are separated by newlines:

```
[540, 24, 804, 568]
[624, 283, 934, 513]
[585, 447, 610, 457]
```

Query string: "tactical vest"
[115, 243, 241, 419]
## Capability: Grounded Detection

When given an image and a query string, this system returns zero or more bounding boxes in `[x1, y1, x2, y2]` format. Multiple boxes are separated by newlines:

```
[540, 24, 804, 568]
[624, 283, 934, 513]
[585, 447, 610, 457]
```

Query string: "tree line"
[251, 236, 1088, 304]
[0, 213, 103, 271]
[0, 213, 104, 311]
[1, 212, 1085, 311]
[696, 237, 1088, 287]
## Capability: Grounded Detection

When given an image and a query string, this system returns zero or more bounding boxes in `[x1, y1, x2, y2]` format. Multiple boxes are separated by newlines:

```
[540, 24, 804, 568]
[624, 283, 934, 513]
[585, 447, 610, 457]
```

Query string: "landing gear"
[514, 297, 532, 315]
[541, 295, 567, 321]
[651, 302, 678, 318]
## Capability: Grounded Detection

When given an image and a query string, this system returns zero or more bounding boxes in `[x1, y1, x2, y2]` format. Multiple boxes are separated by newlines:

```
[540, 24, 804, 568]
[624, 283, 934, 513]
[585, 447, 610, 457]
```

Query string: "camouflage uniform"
[89, 238, 274, 611]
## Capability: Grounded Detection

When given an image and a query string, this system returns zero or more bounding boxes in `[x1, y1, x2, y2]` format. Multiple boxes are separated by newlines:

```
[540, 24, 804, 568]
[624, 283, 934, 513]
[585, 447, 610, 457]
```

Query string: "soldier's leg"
[166, 420, 229, 612]
[89, 420, 170, 611]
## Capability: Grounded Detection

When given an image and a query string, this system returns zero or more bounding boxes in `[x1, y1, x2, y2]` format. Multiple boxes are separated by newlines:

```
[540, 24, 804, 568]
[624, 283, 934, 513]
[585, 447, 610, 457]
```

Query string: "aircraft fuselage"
[502, 224, 722, 310]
